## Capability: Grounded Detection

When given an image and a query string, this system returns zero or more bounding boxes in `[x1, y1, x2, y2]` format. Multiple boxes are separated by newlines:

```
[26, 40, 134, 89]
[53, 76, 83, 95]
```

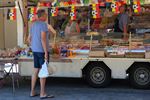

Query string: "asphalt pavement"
[0, 77, 150, 100]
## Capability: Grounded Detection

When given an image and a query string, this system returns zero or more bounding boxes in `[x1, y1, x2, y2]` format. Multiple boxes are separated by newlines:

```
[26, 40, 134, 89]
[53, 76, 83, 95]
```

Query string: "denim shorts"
[33, 52, 49, 68]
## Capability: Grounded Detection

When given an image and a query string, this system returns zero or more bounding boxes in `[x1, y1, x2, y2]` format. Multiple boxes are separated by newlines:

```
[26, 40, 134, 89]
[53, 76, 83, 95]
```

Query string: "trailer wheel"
[130, 64, 150, 89]
[85, 63, 111, 87]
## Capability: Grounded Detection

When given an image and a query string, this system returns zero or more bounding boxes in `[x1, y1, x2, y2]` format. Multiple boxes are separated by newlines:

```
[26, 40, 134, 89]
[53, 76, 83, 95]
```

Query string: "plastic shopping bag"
[38, 61, 49, 78]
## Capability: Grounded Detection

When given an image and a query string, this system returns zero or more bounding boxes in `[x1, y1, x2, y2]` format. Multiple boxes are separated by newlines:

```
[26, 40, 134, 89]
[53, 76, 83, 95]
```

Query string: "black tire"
[129, 64, 150, 89]
[85, 63, 111, 88]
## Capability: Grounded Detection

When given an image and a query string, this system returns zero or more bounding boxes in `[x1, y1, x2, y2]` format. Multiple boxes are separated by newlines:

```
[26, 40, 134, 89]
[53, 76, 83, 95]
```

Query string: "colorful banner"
[28, 7, 37, 22]
[70, 6, 76, 20]
[50, 7, 58, 16]
[7, 8, 16, 20]
[133, 0, 141, 13]
[92, 4, 100, 19]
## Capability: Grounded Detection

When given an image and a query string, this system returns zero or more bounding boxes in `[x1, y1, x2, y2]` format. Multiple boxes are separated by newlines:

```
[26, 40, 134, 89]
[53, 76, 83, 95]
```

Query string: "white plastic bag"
[38, 61, 49, 78]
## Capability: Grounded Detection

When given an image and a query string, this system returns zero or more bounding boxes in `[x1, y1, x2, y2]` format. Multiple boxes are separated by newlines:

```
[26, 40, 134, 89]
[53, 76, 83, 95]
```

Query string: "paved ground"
[0, 77, 150, 100]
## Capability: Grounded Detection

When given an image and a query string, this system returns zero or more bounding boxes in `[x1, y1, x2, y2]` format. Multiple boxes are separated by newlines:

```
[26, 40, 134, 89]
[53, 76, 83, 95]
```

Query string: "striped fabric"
[7, 8, 16, 20]
[28, 7, 37, 22]
[70, 6, 76, 20]
[92, 4, 100, 19]
[50, 7, 58, 16]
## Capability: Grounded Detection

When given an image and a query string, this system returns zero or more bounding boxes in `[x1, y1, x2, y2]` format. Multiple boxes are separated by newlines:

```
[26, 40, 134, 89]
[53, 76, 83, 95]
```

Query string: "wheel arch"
[126, 62, 150, 74]
[82, 61, 111, 77]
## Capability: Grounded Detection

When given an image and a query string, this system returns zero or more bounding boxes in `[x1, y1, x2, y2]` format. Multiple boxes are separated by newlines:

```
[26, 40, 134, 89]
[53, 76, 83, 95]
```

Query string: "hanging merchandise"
[99, 2, 106, 7]
[133, 0, 141, 13]
[140, 0, 144, 5]
[80, 0, 84, 5]
[68, 1, 72, 5]
[111, 1, 120, 14]
[58, 1, 70, 7]
[28, 7, 37, 22]
[50, 7, 58, 16]
[70, 6, 76, 20]
[59, 2, 64, 7]
[120, 0, 127, 4]
[71, 0, 77, 5]
[52, 0, 58, 7]
[7, 8, 16, 20]
[92, 4, 100, 19]
[63, 2, 70, 6]
[38, 2, 51, 7]
[106, 0, 113, 3]
[83, 0, 90, 4]
[127, 0, 131, 5]
[90, 0, 98, 4]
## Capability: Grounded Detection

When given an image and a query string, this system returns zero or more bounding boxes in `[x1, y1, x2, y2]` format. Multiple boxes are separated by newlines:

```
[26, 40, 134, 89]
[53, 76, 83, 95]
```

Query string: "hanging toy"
[70, 6, 76, 20]
[133, 0, 141, 13]
[92, 4, 100, 19]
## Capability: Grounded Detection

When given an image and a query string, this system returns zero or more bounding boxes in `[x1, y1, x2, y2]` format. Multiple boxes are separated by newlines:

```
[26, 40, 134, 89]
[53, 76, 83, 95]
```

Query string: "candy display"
[1, 31, 150, 59]
[0, 47, 21, 58]
[0, 46, 33, 58]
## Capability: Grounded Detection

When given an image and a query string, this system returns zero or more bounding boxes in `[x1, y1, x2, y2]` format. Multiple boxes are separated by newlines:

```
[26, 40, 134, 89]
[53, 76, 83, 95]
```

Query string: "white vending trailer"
[14, 0, 150, 89]
[19, 54, 150, 89]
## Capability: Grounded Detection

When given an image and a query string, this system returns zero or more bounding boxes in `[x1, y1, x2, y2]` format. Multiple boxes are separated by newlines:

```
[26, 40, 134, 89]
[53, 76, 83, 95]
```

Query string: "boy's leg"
[31, 68, 39, 96]
[31, 52, 40, 96]
[40, 78, 46, 97]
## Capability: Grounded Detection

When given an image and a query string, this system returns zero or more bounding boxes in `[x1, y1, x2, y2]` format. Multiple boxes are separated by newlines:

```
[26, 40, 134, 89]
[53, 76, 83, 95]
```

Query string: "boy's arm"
[41, 31, 48, 60]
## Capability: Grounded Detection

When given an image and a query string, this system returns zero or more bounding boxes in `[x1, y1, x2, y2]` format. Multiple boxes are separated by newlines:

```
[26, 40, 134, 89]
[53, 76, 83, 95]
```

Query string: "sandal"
[30, 93, 39, 97]
[40, 95, 54, 99]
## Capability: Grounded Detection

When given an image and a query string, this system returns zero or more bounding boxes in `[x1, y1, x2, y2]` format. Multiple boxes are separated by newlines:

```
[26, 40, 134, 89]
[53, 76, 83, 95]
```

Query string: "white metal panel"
[103, 58, 134, 79]
[19, 59, 88, 77]
[49, 61, 82, 77]
[78, 57, 150, 79]
[19, 56, 150, 78]
[19, 62, 34, 76]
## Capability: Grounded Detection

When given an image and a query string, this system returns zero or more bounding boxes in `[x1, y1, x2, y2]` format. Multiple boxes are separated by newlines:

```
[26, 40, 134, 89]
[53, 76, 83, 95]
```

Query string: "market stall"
[1, 0, 150, 88]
